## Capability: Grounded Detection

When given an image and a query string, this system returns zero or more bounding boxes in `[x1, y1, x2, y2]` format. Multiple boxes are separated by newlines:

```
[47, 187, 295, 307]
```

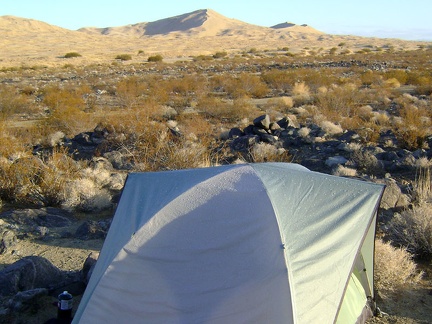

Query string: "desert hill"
[0, 9, 428, 67]
[78, 9, 323, 38]
[0, 15, 73, 35]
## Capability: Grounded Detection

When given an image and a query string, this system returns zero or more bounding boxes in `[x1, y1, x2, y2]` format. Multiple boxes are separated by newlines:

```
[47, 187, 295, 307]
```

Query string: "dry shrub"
[387, 164, 432, 259]
[0, 85, 34, 118]
[197, 96, 255, 122]
[371, 111, 391, 126]
[0, 122, 27, 159]
[374, 239, 423, 295]
[226, 73, 269, 98]
[384, 69, 408, 85]
[396, 103, 431, 149]
[261, 97, 294, 113]
[62, 178, 112, 212]
[332, 165, 357, 177]
[261, 70, 293, 93]
[413, 161, 432, 204]
[315, 83, 366, 122]
[116, 76, 147, 109]
[360, 70, 382, 87]
[292, 82, 311, 105]
[349, 148, 383, 175]
[0, 148, 83, 206]
[384, 78, 401, 88]
[249, 143, 291, 163]
[388, 205, 432, 259]
[319, 120, 343, 136]
[42, 86, 92, 136]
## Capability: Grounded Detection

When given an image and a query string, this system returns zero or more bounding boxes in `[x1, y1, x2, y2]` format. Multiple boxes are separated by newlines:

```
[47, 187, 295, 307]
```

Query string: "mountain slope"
[78, 9, 269, 37]
[271, 22, 323, 34]
[0, 15, 74, 36]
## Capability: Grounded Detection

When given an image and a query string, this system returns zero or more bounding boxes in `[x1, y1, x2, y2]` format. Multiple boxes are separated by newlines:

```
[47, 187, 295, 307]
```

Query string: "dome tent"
[73, 163, 384, 323]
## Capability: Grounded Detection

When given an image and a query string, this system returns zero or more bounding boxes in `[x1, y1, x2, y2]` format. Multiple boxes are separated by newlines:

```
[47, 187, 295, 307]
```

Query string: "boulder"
[253, 114, 271, 130]
[378, 178, 411, 210]
[0, 208, 74, 228]
[0, 256, 65, 296]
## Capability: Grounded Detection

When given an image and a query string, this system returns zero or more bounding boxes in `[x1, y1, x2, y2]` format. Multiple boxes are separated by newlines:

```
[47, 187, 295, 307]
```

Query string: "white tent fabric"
[73, 163, 384, 324]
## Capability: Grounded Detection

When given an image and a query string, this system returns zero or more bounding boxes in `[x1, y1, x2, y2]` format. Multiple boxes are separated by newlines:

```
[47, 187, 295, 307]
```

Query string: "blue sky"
[1, 0, 431, 41]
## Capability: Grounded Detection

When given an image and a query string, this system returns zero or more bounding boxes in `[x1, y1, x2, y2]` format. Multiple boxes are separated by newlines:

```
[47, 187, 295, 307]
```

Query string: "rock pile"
[227, 114, 430, 179]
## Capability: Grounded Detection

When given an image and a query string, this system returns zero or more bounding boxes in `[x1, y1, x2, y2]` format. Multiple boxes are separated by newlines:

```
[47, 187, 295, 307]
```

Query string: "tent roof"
[74, 163, 384, 323]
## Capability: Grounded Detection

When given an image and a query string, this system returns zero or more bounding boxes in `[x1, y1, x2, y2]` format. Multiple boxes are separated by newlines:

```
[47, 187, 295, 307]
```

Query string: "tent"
[73, 162, 384, 323]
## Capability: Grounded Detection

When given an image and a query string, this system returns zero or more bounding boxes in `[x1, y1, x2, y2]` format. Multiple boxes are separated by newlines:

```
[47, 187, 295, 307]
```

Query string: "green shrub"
[64, 52, 82, 58]
[115, 54, 132, 61]
[147, 54, 163, 62]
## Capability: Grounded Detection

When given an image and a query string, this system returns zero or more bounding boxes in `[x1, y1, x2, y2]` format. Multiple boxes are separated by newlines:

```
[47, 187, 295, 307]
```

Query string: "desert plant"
[147, 54, 163, 62]
[62, 178, 112, 212]
[64, 52, 82, 58]
[115, 54, 132, 61]
[349, 148, 383, 175]
[249, 142, 291, 163]
[388, 205, 432, 260]
[0, 85, 33, 118]
[213, 51, 227, 59]
[374, 239, 423, 295]
[41, 86, 90, 135]
[292, 82, 311, 105]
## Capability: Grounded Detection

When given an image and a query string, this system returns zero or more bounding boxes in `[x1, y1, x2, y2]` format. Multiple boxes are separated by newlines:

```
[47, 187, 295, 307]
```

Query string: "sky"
[1, 0, 431, 41]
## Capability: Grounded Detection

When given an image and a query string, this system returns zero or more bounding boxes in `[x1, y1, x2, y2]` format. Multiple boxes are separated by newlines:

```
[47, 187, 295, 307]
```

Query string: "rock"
[325, 156, 348, 167]
[253, 114, 271, 130]
[378, 178, 411, 210]
[276, 116, 296, 129]
[0, 229, 17, 254]
[228, 127, 244, 139]
[8, 288, 48, 312]
[82, 252, 99, 285]
[338, 130, 361, 143]
[229, 135, 260, 152]
[103, 150, 133, 170]
[0, 256, 65, 296]
[0, 208, 74, 228]
[75, 220, 111, 240]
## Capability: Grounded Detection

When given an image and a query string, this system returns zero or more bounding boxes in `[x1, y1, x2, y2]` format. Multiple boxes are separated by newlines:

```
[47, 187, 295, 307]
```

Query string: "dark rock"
[8, 288, 48, 312]
[82, 252, 99, 285]
[0, 208, 74, 228]
[259, 133, 277, 144]
[75, 220, 111, 240]
[0, 256, 65, 296]
[230, 135, 260, 152]
[253, 114, 271, 130]
[243, 124, 255, 135]
[276, 116, 296, 129]
[0, 229, 17, 254]
[378, 130, 399, 147]
[338, 130, 361, 143]
[228, 127, 244, 139]
[376, 151, 399, 162]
